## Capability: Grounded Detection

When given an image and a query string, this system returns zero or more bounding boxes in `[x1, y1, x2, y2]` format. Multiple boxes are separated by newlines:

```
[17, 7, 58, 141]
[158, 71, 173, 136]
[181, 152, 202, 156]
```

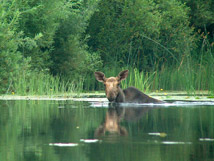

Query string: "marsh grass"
[124, 61, 214, 94]
[12, 56, 214, 96]
[121, 68, 156, 93]
[12, 72, 79, 96]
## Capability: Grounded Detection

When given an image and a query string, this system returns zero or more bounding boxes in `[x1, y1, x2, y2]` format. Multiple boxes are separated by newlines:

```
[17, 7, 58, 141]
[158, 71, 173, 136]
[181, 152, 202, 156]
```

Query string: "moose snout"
[106, 92, 117, 102]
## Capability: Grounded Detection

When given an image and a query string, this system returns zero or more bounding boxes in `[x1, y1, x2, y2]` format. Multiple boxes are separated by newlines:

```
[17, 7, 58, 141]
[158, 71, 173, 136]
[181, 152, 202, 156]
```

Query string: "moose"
[94, 70, 164, 103]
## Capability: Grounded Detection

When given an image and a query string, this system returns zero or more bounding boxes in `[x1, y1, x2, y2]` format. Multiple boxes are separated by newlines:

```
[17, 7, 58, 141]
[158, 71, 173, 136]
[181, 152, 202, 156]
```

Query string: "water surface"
[0, 100, 214, 161]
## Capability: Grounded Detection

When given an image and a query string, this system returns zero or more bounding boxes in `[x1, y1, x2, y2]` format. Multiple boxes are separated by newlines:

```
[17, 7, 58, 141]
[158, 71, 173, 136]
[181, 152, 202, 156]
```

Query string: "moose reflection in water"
[94, 104, 152, 137]
[94, 70, 164, 103]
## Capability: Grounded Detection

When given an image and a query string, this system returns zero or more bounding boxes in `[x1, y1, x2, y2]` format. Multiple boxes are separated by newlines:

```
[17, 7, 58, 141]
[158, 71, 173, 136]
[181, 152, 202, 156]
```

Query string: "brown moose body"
[94, 70, 164, 104]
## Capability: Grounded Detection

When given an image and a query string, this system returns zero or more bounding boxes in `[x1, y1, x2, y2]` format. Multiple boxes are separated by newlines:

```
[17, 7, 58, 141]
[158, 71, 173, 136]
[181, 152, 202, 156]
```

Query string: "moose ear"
[94, 72, 106, 82]
[117, 70, 129, 81]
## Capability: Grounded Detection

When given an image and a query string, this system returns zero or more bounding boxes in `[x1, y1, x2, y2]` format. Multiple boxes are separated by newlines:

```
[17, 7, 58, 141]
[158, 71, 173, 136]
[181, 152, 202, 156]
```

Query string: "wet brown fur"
[94, 70, 164, 103]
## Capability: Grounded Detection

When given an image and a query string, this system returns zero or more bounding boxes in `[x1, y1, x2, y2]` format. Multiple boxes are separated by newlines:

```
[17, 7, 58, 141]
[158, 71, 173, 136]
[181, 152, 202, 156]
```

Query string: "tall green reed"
[12, 71, 79, 96]
[121, 68, 156, 93]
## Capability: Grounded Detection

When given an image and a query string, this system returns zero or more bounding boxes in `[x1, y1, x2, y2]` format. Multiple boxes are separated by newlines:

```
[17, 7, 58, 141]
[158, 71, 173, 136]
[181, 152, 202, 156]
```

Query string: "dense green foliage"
[0, 0, 213, 94]
[0, 0, 101, 94]
[87, 0, 195, 69]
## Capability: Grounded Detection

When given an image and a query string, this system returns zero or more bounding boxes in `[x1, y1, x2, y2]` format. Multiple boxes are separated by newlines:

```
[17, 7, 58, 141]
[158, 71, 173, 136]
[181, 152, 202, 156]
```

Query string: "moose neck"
[115, 86, 125, 102]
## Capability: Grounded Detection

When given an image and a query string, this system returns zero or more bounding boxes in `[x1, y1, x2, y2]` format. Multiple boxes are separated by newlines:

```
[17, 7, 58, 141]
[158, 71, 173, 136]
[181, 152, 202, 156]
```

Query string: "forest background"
[0, 0, 214, 95]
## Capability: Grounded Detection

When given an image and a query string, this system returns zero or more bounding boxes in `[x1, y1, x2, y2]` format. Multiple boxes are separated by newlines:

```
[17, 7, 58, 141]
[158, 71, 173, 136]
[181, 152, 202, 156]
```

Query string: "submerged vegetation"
[0, 0, 214, 95]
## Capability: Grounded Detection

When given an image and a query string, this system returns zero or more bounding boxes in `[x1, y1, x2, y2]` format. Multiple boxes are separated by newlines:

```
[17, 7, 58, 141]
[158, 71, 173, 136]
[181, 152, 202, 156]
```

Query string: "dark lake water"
[0, 100, 214, 161]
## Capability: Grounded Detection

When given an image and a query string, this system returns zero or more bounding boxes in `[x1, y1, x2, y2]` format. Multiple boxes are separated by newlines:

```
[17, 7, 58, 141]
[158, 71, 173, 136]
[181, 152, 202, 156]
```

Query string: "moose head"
[94, 70, 129, 102]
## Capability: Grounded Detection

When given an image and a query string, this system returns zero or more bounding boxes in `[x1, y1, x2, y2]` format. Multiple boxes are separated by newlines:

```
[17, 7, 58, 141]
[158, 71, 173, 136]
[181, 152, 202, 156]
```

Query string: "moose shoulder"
[94, 70, 164, 103]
